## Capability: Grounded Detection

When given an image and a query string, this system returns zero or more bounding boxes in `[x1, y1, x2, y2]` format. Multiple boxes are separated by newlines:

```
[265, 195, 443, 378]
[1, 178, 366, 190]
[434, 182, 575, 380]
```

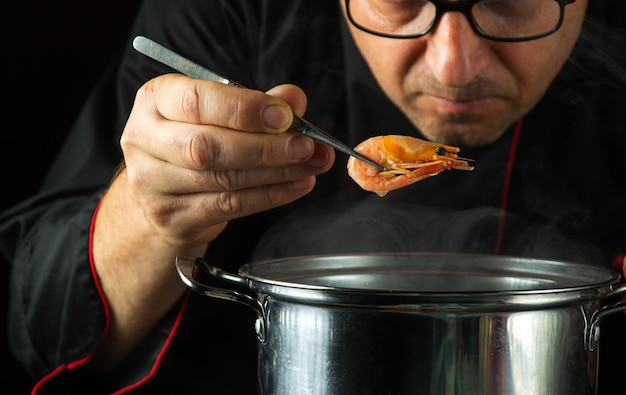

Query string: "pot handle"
[586, 283, 626, 351]
[175, 255, 268, 341]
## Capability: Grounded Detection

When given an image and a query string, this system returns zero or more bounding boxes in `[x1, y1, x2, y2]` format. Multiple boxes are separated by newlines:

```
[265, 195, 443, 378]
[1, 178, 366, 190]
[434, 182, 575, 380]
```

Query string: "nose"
[424, 12, 489, 88]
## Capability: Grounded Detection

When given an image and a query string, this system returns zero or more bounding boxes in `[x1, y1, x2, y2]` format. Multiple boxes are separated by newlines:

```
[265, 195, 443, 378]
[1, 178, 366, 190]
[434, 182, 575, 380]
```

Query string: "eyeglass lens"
[348, 0, 564, 40]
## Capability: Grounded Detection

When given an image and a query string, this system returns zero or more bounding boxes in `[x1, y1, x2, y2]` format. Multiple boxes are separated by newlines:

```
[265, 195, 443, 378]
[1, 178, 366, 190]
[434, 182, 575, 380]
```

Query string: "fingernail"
[290, 177, 313, 191]
[288, 135, 313, 159]
[308, 147, 330, 168]
[263, 104, 291, 131]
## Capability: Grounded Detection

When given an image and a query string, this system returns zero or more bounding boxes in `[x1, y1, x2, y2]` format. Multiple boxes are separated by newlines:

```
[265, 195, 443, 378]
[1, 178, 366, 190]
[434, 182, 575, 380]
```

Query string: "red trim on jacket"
[31, 196, 190, 394]
[612, 253, 625, 272]
[493, 118, 523, 255]
[112, 292, 191, 394]
[90, 197, 113, 358]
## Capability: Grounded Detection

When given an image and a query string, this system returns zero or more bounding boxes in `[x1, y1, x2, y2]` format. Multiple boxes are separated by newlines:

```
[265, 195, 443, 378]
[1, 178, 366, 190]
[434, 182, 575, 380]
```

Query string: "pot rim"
[238, 252, 621, 309]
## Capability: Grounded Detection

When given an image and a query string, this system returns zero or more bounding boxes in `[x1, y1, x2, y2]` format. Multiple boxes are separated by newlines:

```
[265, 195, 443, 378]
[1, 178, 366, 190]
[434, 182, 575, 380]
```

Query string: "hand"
[120, 74, 335, 248]
[88, 74, 334, 372]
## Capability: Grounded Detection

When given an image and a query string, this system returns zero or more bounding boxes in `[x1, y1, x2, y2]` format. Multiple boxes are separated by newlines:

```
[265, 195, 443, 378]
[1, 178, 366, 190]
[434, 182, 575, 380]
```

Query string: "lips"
[425, 94, 494, 114]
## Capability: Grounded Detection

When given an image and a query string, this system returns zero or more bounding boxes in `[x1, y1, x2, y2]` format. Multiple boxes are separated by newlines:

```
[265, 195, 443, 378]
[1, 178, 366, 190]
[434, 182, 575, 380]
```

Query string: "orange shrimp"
[347, 135, 474, 197]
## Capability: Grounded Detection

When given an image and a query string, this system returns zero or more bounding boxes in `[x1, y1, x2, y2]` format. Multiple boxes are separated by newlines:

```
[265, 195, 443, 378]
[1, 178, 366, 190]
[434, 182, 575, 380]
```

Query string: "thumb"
[266, 84, 308, 118]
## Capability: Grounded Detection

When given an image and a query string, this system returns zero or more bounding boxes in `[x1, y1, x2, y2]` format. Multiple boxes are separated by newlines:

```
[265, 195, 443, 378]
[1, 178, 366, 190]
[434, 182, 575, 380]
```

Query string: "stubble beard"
[396, 69, 523, 147]
[406, 106, 519, 147]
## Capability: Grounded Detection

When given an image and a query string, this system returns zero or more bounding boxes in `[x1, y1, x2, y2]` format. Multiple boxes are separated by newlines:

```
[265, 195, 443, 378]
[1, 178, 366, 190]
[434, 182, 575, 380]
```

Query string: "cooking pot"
[175, 253, 626, 395]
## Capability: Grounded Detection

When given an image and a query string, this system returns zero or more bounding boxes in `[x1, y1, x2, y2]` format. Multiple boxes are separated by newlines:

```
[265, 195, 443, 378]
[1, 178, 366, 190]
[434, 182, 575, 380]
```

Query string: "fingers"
[266, 84, 308, 117]
[139, 74, 294, 133]
[130, 143, 333, 232]
[125, 76, 315, 171]
[119, 74, 335, 246]
[160, 175, 317, 230]
[124, 118, 320, 171]
[128, 139, 333, 195]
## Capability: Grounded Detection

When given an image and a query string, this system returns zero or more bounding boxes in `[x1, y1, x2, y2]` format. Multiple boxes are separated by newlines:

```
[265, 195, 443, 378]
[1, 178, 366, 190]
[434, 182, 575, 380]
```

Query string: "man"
[2, 0, 624, 393]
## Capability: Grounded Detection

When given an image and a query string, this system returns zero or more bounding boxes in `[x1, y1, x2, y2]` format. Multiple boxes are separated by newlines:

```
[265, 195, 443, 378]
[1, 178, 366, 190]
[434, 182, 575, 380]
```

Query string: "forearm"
[88, 170, 208, 373]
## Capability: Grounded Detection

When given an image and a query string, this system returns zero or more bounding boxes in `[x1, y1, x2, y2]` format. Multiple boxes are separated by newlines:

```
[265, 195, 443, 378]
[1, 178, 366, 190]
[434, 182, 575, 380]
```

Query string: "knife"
[132, 35, 386, 171]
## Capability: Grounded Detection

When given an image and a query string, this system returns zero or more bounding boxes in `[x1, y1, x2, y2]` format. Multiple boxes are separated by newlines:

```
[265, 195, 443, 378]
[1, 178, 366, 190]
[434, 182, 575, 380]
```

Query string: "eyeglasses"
[345, 0, 576, 42]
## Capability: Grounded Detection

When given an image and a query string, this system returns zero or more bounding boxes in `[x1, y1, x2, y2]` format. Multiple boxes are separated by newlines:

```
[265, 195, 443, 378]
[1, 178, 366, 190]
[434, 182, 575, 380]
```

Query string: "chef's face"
[342, 0, 588, 146]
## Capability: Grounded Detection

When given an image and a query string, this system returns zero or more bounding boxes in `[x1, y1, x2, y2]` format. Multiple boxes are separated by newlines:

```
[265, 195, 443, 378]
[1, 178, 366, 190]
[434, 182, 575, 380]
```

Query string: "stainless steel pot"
[176, 253, 626, 395]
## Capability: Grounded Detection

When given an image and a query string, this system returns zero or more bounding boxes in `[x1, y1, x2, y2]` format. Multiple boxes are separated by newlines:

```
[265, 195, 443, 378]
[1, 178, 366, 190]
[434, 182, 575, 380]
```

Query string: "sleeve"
[0, 63, 155, 393]
[5, 193, 106, 391]
[1, 59, 124, 388]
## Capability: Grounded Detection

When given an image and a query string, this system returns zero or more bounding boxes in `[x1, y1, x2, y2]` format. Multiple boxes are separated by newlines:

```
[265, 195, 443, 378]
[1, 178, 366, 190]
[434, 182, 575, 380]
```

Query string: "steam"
[251, 200, 605, 265]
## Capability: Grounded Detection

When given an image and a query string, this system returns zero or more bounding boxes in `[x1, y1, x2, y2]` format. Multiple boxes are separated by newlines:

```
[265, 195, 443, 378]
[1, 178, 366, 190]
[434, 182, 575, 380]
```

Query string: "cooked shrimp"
[347, 135, 474, 197]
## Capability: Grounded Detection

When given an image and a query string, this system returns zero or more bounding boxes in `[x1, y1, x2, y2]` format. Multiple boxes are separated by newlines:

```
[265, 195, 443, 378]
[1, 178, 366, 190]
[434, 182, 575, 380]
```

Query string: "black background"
[1, 1, 142, 392]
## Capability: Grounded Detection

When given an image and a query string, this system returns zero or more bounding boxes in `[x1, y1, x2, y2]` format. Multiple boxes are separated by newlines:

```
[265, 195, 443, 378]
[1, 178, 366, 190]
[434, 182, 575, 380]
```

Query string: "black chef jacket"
[1, 0, 625, 393]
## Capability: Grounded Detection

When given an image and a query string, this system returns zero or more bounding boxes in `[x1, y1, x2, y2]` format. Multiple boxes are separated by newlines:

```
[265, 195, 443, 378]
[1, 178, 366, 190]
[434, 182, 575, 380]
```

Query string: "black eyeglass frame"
[345, 0, 576, 42]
